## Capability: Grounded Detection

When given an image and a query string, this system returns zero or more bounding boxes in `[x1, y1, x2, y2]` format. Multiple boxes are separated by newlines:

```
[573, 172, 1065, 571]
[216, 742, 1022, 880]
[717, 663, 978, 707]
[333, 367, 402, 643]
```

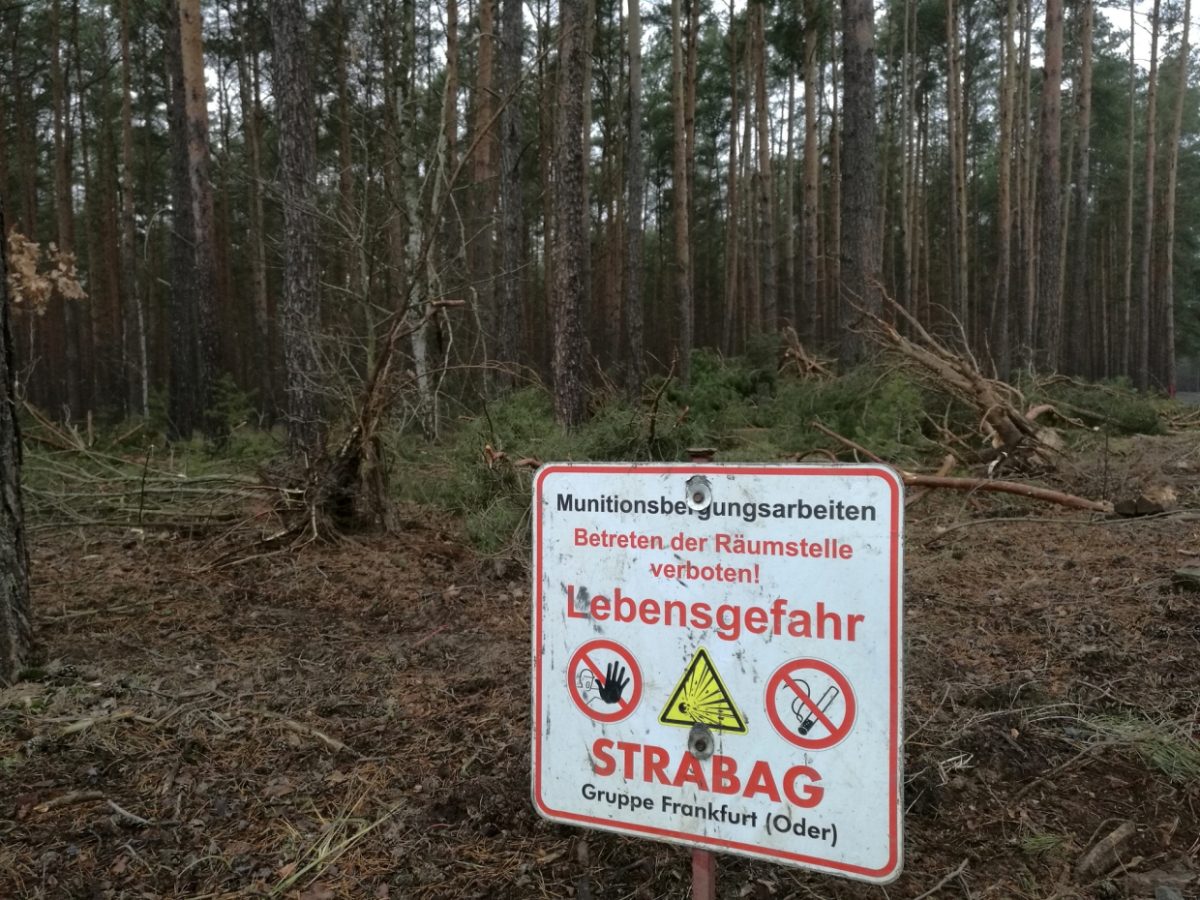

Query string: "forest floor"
[1, 432, 1199, 899]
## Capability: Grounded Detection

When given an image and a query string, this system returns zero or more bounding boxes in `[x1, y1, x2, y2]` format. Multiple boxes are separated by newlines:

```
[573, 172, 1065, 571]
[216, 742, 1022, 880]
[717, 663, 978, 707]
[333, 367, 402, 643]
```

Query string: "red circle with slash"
[765, 658, 856, 750]
[567, 639, 642, 723]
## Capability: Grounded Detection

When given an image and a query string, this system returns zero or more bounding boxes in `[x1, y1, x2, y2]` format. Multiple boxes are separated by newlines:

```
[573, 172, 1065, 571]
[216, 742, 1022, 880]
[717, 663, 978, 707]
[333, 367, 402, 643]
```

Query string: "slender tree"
[1136, 0, 1162, 388]
[839, 0, 880, 365]
[496, 0, 525, 386]
[552, 0, 588, 425]
[671, 0, 694, 384]
[1160, 0, 1191, 392]
[0, 198, 30, 684]
[1065, 0, 1093, 375]
[1034, 0, 1064, 370]
[624, 0, 646, 394]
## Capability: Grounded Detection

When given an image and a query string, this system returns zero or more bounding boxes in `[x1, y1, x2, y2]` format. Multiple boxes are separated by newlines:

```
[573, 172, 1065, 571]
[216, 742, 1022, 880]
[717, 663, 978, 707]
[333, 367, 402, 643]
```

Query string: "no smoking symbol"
[567, 639, 643, 723]
[765, 658, 856, 750]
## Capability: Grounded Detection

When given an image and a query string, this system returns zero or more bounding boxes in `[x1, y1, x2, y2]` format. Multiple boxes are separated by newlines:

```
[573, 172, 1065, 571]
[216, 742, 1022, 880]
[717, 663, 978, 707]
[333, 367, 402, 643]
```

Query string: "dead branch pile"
[858, 289, 1045, 459]
[21, 413, 301, 535]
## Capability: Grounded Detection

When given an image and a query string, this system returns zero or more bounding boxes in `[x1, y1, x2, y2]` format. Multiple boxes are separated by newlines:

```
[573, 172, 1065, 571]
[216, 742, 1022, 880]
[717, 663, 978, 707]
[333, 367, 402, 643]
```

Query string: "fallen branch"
[902, 474, 1113, 513]
[813, 421, 1112, 513]
[912, 858, 970, 900]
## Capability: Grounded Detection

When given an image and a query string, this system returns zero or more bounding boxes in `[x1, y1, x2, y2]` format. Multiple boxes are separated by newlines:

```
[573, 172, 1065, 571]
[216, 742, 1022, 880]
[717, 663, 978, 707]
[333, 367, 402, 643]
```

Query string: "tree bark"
[752, 1, 777, 332]
[671, 0, 693, 385]
[496, 0, 525, 387]
[51, 0, 82, 419]
[839, 0, 880, 366]
[0, 197, 31, 684]
[270, 0, 324, 458]
[1034, 0, 1063, 370]
[1120, 0, 1136, 376]
[119, 0, 148, 418]
[1065, 0, 1093, 376]
[1159, 0, 1190, 393]
[1136, 0, 1161, 389]
[552, 0, 588, 425]
[992, 0, 1017, 379]
[624, 0, 645, 394]
[802, 0, 820, 343]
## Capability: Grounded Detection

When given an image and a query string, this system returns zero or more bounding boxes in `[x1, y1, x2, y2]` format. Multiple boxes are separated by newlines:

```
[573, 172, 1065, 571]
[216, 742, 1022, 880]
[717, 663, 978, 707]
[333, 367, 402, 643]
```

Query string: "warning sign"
[531, 464, 904, 883]
[765, 658, 856, 751]
[659, 647, 747, 733]
[568, 639, 642, 723]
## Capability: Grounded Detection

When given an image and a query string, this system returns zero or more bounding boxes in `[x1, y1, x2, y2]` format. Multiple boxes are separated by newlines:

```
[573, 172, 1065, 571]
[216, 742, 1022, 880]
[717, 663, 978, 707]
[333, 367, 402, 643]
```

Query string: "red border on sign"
[567, 639, 642, 723]
[531, 463, 904, 883]
[765, 658, 856, 751]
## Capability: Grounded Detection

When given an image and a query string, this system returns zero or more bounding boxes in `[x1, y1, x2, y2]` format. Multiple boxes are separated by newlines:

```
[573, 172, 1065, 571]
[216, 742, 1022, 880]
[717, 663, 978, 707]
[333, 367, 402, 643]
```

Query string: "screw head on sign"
[685, 475, 712, 511]
[687, 723, 715, 760]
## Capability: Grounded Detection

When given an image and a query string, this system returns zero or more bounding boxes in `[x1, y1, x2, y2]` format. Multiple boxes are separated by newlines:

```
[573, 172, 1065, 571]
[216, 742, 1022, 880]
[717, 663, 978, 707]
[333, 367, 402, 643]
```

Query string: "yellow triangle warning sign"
[658, 648, 747, 733]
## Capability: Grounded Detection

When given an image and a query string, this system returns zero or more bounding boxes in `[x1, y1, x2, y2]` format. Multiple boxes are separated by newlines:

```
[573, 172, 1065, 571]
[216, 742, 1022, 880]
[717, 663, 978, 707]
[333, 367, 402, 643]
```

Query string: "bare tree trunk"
[723, 3, 740, 354]
[839, 0, 880, 366]
[236, 0, 271, 413]
[444, 0, 459, 173]
[1034, 0, 1063, 371]
[671, 0, 693, 385]
[0, 198, 30, 684]
[785, 65, 797, 328]
[553, 0, 588, 425]
[1065, 0, 1093, 375]
[51, 0, 82, 419]
[119, 0, 148, 417]
[945, 0, 968, 330]
[496, 0, 525, 387]
[1136, 0, 1161, 389]
[802, 0, 820, 343]
[828, 27, 842, 350]
[752, 1, 777, 331]
[624, 0, 645, 393]
[1159, 0, 1190, 393]
[992, 0, 1016, 378]
[270, 0, 323, 458]
[1120, 0, 1136, 376]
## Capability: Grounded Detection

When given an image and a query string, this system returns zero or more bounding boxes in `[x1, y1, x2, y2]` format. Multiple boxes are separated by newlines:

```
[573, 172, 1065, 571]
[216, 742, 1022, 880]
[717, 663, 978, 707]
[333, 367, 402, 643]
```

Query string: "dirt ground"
[2, 434, 1199, 899]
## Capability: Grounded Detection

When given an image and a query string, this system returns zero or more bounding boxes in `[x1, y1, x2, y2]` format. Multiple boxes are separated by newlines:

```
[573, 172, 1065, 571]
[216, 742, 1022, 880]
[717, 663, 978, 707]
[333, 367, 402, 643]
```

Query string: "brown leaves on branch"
[6, 230, 87, 313]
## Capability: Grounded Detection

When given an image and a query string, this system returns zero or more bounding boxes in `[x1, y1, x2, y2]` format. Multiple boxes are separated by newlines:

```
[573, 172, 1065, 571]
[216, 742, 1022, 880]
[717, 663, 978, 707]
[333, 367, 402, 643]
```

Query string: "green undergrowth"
[1023, 377, 1166, 436]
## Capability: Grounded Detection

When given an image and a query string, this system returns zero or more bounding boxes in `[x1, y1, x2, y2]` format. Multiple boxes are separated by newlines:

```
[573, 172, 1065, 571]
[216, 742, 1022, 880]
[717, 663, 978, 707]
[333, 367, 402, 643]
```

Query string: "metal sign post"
[532, 463, 904, 886]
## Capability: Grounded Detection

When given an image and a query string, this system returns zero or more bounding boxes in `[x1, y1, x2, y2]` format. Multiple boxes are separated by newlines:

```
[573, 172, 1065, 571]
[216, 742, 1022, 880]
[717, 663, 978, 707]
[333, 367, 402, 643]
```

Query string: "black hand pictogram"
[598, 661, 630, 704]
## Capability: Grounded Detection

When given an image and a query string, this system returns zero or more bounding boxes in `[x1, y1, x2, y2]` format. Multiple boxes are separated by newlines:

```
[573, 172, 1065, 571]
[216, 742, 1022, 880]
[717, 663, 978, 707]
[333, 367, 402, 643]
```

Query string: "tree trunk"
[0, 198, 30, 684]
[1136, 0, 1161, 389]
[1034, 0, 1063, 371]
[1159, 0, 1189, 393]
[671, 0, 693, 386]
[992, 0, 1017, 378]
[785, 65, 797, 328]
[839, 0, 880, 366]
[1065, 0, 1093, 376]
[235, 0, 271, 413]
[1120, 0, 1136, 376]
[945, 0, 968, 331]
[51, 0, 82, 420]
[119, 0, 148, 418]
[270, 0, 324, 458]
[552, 0, 588, 425]
[496, 0, 525, 387]
[802, 0, 821, 343]
[624, 0, 645, 394]
[752, 1, 777, 332]
[473, 0, 498, 374]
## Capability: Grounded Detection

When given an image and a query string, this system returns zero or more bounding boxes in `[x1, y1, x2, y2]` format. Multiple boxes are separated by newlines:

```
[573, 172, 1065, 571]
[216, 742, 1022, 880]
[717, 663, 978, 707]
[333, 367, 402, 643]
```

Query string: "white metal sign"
[531, 463, 903, 883]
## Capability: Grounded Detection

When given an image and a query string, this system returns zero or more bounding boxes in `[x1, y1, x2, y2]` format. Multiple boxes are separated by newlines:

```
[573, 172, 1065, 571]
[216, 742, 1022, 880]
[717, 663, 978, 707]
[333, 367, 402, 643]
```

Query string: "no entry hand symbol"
[568, 639, 643, 723]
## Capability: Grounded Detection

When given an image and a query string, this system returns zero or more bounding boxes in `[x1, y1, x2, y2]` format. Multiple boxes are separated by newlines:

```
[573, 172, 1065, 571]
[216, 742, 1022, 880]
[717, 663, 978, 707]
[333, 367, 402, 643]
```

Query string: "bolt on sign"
[531, 463, 904, 883]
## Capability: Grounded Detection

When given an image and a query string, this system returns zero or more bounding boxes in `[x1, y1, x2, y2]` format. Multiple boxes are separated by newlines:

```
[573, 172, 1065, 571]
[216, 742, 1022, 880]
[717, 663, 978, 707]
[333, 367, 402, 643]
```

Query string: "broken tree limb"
[903, 474, 1113, 512]
[813, 421, 1113, 512]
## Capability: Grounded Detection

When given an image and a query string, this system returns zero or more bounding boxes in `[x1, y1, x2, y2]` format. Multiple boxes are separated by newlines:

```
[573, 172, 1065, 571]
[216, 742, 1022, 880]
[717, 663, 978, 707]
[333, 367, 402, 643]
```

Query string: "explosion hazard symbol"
[568, 639, 642, 723]
[765, 658, 856, 751]
[658, 648, 748, 733]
